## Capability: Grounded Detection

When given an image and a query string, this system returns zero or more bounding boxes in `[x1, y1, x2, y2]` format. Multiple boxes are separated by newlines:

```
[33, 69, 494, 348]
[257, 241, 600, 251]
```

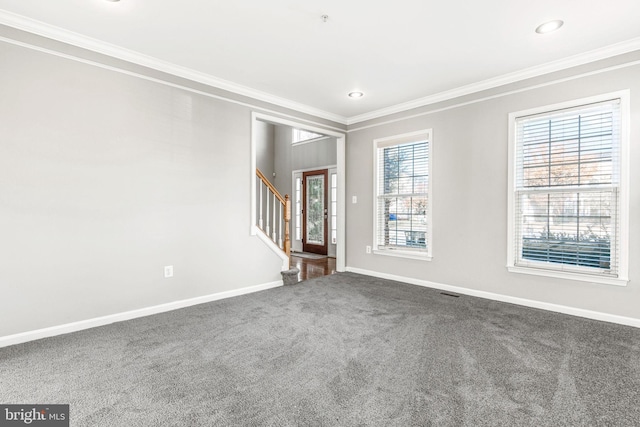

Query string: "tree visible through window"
[508, 93, 629, 284]
[374, 130, 431, 258]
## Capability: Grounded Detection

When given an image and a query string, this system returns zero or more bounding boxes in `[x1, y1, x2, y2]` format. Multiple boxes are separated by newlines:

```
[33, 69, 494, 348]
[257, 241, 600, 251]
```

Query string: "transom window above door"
[292, 128, 324, 144]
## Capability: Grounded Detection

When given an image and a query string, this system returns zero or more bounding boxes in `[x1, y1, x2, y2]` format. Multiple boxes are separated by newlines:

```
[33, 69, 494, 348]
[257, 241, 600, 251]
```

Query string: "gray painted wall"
[273, 125, 337, 198]
[292, 137, 338, 172]
[2, 23, 638, 340]
[255, 121, 275, 179]
[345, 57, 640, 320]
[273, 125, 293, 198]
[0, 38, 318, 337]
[272, 126, 338, 256]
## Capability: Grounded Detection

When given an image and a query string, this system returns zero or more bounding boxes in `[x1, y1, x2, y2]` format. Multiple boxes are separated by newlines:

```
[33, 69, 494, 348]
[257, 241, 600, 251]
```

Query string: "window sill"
[507, 265, 628, 287]
[373, 249, 432, 261]
[292, 136, 329, 146]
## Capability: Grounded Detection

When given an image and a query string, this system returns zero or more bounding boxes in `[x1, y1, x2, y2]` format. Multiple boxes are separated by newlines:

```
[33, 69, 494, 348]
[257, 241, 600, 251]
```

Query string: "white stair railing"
[256, 169, 290, 263]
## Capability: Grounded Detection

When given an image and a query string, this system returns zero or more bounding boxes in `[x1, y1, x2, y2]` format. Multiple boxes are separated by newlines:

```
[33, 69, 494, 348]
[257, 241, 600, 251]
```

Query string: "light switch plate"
[164, 265, 173, 278]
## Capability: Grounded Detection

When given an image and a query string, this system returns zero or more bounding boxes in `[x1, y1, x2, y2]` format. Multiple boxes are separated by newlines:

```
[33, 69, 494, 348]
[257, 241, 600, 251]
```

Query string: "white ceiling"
[1, 0, 639, 124]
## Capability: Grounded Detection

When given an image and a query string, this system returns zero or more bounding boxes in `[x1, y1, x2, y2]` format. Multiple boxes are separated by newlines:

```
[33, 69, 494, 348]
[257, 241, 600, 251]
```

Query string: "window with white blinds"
[508, 92, 629, 285]
[373, 130, 432, 260]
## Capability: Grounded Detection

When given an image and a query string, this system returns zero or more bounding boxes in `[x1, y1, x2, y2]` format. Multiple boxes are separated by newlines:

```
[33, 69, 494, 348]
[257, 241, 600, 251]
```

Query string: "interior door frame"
[302, 169, 328, 255]
[291, 165, 337, 255]
[250, 112, 346, 272]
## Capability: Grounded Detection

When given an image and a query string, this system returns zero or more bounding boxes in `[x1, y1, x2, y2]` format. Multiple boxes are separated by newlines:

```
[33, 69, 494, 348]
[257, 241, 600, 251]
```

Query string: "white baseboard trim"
[345, 267, 640, 328]
[0, 280, 283, 349]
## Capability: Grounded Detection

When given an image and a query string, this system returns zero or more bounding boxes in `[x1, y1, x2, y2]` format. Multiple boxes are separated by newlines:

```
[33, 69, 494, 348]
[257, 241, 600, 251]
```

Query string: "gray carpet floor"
[1, 272, 639, 426]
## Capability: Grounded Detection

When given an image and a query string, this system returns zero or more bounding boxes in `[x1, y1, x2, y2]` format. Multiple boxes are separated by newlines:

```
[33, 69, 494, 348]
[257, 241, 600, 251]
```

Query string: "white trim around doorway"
[250, 112, 347, 272]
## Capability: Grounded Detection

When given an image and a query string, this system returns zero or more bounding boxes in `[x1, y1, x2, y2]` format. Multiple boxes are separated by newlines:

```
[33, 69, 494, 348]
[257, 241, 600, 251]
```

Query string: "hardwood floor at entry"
[290, 254, 336, 281]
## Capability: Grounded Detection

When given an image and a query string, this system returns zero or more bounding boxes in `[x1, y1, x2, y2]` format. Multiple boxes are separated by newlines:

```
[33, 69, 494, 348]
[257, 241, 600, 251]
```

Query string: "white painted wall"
[345, 55, 640, 321]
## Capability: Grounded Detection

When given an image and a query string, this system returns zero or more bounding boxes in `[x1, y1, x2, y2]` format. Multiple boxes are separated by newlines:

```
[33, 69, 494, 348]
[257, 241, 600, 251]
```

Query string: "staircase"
[255, 169, 300, 283]
[256, 169, 291, 267]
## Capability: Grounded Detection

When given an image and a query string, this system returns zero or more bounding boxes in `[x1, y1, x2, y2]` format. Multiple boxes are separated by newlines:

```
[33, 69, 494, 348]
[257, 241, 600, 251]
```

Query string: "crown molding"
[0, 10, 348, 125]
[2, 9, 639, 128]
[346, 36, 640, 125]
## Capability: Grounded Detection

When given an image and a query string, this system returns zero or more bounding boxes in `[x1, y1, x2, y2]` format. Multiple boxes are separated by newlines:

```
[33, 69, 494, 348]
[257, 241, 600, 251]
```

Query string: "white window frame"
[372, 129, 433, 261]
[292, 128, 326, 145]
[507, 91, 630, 286]
[294, 175, 302, 243]
[330, 171, 338, 245]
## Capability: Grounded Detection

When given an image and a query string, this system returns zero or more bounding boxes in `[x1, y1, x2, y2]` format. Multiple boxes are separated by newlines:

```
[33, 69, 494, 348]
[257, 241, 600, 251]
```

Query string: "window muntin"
[374, 130, 431, 258]
[510, 95, 628, 284]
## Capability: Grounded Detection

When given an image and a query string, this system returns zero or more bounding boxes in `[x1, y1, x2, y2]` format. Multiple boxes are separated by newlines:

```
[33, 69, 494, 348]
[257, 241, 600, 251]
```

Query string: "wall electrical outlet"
[164, 265, 174, 278]
[352, 196, 358, 204]
[366, 246, 372, 254]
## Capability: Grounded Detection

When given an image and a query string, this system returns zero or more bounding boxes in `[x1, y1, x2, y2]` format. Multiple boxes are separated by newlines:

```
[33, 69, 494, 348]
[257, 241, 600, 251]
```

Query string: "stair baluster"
[256, 169, 291, 265]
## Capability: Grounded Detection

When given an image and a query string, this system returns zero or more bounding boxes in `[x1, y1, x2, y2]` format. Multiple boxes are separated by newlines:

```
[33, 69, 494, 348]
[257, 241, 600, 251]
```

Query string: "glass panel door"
[302, 169, 328, 255]
[306, 175, 325, 245]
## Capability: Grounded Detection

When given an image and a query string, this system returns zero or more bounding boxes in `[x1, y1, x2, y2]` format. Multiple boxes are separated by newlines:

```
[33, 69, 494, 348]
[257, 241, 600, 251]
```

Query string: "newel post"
[284, 194, 291, 265]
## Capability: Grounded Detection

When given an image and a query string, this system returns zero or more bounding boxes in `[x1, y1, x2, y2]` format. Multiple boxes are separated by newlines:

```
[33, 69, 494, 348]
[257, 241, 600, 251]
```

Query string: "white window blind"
[374, 130, 431, 258]
[513, 99, 621, 277]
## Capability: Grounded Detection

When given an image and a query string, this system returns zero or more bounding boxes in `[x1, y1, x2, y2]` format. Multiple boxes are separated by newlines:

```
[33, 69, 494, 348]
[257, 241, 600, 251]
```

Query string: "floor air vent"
[440, 292, 460, 298]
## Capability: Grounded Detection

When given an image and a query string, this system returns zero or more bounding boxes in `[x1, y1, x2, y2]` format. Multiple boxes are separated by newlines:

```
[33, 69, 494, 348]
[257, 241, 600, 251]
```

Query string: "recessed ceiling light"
[348, 91, 364, 98]
[105, 0, 120, 2]
[535, 20, 564, 34]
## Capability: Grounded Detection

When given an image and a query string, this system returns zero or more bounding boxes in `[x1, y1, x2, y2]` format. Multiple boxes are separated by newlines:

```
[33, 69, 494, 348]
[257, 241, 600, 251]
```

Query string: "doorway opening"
[251, 112, 346, 274]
